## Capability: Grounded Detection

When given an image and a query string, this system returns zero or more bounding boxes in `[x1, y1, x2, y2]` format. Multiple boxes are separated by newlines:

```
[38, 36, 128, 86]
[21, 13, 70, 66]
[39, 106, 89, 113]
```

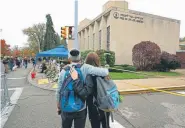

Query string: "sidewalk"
[28, 68, 185, 95]
[116, 77, 185, 94]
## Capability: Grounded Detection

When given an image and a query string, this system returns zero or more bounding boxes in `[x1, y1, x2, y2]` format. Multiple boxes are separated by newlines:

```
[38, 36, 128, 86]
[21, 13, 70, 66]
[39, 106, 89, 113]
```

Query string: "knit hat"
[68, 48, 81, 62]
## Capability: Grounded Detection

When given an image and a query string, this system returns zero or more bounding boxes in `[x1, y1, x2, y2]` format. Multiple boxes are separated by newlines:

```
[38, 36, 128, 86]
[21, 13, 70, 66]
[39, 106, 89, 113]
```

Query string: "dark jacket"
[73, 74, 110, 128]
[3, 59, 8, 64]
[73, 74, 95, 100]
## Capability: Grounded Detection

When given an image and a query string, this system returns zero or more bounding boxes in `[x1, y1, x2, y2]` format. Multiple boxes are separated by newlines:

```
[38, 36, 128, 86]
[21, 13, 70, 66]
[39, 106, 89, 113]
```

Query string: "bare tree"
[23, 23, 46, 52]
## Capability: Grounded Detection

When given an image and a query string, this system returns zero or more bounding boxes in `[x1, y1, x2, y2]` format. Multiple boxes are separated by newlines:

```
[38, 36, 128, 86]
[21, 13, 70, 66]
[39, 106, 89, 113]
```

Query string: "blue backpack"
[60, 64, 85, 112]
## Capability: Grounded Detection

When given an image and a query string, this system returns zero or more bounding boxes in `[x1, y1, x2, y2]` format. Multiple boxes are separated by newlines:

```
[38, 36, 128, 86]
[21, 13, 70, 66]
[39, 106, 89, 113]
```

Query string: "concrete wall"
[111, 9, 180, 64]
[77, 1, 180, 65]
[79, 18, 91, 30]
[103, 0, 128, 12]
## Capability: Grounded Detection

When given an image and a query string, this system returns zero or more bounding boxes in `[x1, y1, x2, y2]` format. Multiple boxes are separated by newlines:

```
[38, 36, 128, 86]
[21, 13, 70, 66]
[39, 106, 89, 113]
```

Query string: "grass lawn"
[110, 72, 146, 80]
[139, 71, 182, 77]
[110, 66, 183, 80]
[109, 71, 182, 80]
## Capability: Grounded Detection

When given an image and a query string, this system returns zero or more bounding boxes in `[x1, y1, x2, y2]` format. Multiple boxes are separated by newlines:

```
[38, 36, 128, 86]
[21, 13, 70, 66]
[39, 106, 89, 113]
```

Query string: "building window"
[107, 26, 110, 51]
[99, 30, 101, 50]
[93, 33, 95, 50]
[88, 36, 89, 49]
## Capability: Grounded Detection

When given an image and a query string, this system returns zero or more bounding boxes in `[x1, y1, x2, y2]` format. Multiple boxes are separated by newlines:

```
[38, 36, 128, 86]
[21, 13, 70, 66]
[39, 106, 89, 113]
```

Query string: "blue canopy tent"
[36, 45, 68, 60]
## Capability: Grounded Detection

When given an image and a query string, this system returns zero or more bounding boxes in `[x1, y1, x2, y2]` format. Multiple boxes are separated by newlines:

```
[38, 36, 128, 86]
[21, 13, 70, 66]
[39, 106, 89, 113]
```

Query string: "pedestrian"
[3, 56, 9, 73]
[70, 52, 111, 128]
[56, 49, 109, 128]
[15, 57, 20, 68]
[85, 52, 110, 128]
[23, 57, 28, 69]
[9, 56, 14, 71]
[31, 58, 36, 68]
[19, 57, 23, 68]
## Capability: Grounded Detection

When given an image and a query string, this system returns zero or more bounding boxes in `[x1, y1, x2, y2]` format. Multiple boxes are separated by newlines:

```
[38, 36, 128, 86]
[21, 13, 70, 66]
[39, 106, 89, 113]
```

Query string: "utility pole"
[74, 0, 78, 50]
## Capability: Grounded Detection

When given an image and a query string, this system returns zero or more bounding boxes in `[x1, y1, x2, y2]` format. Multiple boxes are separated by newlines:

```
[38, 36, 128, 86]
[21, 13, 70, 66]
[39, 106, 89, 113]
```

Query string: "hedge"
[123, 65, 137, 71]
[109, 68, 123, 73]
[81, 49, 115, 67]
[96, 49, 115, 67]
[113, 65, 136, 72]
[81, 50, 94, 62]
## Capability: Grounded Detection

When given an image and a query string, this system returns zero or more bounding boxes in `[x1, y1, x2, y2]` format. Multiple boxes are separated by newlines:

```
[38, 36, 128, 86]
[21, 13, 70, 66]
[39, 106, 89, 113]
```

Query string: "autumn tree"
[132, 41, 161, 71]
[1, 39, 11, 56]
[12, 45, 21, 57]
[155, 51, 181, 71]
[19, 47, 33, 57]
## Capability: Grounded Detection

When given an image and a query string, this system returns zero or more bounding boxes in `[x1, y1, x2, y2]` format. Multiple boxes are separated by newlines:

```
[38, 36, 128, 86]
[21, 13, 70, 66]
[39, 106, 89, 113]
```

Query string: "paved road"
[1, 64, 185, 128]
[118, 91, 185, 128]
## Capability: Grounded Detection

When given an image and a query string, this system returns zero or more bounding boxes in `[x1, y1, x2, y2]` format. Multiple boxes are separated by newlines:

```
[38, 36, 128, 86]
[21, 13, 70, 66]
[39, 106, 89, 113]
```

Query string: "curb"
[27, 68, 185, 95]
[27, 68, 56, 92]
[119, 85, 185, 95]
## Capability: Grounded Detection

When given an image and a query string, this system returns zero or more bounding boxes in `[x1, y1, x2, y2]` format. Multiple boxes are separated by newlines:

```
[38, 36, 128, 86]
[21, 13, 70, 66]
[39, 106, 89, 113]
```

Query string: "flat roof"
[79, 7, 180, 32]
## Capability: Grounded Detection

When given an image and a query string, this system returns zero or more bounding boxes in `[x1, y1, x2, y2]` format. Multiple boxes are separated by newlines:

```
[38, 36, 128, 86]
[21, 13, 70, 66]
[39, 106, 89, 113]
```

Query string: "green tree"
[179, 37, 185, 42]
[61, 39, 67, 49]
[55, 33, 61, 46]
[43, 14, 60, 51]
[23, 23, 46, 53]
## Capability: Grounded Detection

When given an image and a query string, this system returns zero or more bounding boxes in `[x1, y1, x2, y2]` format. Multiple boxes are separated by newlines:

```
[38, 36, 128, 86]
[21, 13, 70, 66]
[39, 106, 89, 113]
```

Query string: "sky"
[0, 0, 185, 47]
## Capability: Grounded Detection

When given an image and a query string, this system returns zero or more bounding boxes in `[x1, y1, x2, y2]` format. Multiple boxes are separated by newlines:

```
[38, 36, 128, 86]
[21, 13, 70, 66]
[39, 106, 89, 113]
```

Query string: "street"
[1, 65, 185, 128]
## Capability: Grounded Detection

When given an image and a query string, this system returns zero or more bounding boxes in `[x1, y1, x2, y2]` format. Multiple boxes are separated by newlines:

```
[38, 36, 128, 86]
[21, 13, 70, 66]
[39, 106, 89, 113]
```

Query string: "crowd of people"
[2, 56, 35, 73]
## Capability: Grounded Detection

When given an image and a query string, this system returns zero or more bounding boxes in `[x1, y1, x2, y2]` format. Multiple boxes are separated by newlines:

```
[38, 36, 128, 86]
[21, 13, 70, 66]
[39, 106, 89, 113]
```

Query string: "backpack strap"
[73, 63, 83, 68]
[110, 112, 114, 122]
[104, 112, 109, 128]
[63, 65, 70, 71]
[60, 66, 72, 92]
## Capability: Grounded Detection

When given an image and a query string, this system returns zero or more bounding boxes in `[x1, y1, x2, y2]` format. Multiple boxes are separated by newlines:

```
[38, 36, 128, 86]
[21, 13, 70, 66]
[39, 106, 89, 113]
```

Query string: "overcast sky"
[0, 0, 184, 47]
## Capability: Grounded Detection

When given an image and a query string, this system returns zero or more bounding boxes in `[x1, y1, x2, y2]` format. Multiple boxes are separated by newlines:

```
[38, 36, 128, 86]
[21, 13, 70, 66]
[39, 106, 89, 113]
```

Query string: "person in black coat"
[71, 52, 110, 128]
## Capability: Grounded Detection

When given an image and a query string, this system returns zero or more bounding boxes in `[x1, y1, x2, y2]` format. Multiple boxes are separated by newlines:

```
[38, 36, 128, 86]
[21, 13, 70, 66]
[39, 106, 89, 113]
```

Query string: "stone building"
[68, 0, 180, 65]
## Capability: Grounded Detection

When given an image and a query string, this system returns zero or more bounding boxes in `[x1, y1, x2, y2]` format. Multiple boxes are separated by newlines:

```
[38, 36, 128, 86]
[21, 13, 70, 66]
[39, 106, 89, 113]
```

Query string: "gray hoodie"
[56, 63, 109, 102]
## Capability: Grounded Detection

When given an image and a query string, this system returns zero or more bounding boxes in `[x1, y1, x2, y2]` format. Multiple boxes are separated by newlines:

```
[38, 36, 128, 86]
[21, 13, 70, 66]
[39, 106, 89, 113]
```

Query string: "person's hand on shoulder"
[70, 67, 78, 80]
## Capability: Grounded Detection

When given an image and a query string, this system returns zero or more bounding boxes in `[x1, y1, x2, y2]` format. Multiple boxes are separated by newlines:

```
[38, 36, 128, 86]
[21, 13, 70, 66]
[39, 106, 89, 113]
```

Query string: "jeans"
[90, 110, 110, 128]
[24, 64, 27, 69]
[61, 109, 87, 128]
[87, 95, 110, 128]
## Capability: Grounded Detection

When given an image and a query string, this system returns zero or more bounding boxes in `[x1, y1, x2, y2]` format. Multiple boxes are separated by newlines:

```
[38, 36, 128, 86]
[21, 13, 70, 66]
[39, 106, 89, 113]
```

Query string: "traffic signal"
[61, 27, 67, 39]
[68, 26, 73, 39]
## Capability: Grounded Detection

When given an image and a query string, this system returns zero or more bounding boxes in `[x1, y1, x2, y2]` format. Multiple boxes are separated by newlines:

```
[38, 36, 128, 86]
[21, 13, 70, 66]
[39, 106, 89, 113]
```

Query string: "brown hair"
[85, 52, 101, 67]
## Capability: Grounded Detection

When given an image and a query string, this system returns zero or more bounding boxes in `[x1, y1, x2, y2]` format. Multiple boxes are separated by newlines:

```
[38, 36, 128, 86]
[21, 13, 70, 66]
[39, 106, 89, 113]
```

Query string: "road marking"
[0, 88, 17, 91]
[121, 81, 185, 97]
[177, 91, 185, 95]
[7, 77, 26, 80]
[0, 87, 23, 128]
[110, 119, 125, 128]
